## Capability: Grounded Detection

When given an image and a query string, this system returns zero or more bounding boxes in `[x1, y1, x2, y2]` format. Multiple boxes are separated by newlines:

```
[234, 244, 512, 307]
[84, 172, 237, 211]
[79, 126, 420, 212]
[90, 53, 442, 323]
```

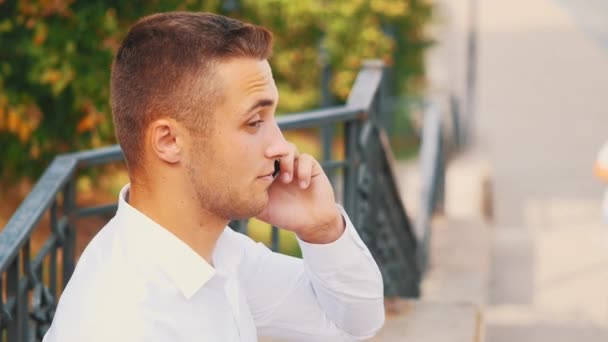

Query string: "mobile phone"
[272, 160, 280, 179]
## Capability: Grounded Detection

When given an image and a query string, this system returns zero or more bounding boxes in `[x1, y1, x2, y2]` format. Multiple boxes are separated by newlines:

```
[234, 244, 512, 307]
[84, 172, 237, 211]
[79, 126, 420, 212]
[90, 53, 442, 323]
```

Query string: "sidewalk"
[432, 0, 608, 340]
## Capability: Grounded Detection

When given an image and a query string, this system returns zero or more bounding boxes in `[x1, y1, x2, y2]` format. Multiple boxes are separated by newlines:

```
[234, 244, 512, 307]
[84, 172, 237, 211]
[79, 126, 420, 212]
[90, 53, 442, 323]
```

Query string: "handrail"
[0, 156, 77, 274]
[416, 102, 446, 271]
[275, 105, 365, 129]
[0, 60, 426, 341]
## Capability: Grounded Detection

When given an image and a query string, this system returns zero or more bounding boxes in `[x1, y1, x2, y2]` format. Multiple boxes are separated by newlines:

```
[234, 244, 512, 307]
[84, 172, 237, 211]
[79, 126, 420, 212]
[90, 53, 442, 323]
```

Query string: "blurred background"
[427, 0, 608, 341]
[2, 0, 608, 341]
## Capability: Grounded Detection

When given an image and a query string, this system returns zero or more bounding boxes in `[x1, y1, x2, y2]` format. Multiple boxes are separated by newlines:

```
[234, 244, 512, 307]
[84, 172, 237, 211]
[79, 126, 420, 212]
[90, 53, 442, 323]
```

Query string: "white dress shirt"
[43, 184, 385, 341]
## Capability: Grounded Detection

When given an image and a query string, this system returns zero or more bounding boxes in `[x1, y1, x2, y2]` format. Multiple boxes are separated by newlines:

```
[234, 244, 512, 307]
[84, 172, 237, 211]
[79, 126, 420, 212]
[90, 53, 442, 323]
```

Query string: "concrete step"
[488, 227, 535, 305]
[485, 305, 608, 342]
[372, 299, 483, 342]
[421, 217, 491, 307]
[485, 200, 608, 341]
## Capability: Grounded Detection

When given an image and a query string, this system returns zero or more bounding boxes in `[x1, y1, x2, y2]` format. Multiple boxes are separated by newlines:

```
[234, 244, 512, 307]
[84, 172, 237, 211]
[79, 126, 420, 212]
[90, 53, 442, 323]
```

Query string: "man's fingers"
[271, 143, 322, 188]
[279, 143, 297, 183]
[295, 154, 315, 189]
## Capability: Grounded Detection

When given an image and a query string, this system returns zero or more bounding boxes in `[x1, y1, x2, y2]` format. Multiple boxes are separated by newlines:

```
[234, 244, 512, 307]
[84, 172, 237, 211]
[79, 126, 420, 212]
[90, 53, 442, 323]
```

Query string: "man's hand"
[256, 144, 345, 244]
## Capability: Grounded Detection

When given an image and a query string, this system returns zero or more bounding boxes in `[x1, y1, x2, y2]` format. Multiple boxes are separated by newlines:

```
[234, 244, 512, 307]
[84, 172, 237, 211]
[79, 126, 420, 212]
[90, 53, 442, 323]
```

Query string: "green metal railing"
[0, 60, 457, 341]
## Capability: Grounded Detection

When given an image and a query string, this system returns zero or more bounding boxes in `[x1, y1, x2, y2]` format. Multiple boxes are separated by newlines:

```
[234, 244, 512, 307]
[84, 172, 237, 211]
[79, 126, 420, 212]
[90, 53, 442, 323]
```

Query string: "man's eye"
[248, 120, 264, 128]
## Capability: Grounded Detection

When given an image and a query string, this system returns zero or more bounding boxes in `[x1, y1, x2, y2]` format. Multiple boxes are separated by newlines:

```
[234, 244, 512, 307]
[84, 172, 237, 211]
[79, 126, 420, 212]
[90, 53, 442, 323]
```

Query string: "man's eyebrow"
[244, 99, 275, 116]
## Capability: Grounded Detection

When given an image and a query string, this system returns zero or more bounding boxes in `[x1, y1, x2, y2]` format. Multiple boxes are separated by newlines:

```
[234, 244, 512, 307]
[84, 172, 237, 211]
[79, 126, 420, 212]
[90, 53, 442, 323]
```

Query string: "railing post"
[7, 253, 26, 342]
[450, 94, 462, 150]
[377, 66, 390, 132]
[6, 257, 16, 342]
[343, 120, 360, 218]
[0, 274, 4, 329]
[416, 102, 443, 271]
[22, 241, 32, 342]
[343, 59, 384, 218]
[464, 0, 479, 146]
[62, 177, 77, 288]
[319, 40, 336, 184]
[434, 123, 446, 215]
[270, 226, 280, 252]
[321, 126, 335, 184]
[50, 201, 59, 297]
[0, 274, 7, 335]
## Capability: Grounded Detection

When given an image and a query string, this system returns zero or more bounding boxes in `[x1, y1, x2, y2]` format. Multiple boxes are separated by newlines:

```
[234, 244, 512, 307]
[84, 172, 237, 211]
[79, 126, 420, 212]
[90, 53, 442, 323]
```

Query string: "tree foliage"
[0, 0, 432, 181]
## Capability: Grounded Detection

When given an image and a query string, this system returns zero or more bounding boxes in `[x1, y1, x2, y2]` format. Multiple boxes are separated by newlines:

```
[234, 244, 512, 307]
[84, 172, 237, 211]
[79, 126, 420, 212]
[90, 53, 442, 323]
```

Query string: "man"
[44, 11, 385, 341]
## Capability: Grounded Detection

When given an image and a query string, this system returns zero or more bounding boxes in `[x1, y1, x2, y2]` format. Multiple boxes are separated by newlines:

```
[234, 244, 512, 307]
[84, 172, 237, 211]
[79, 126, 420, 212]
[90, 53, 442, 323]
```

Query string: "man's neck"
[128, 182, 227, 264]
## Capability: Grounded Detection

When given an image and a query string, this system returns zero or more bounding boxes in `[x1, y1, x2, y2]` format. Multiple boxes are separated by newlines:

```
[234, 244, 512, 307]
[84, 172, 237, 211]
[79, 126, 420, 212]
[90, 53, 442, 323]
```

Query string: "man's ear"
[149, 119, 182, 164]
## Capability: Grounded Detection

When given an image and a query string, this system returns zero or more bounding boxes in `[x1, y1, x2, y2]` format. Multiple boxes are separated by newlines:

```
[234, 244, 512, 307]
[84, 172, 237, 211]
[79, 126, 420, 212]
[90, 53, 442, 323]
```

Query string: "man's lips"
[258, 170, 276, 181]
[259, 161, 280, 181]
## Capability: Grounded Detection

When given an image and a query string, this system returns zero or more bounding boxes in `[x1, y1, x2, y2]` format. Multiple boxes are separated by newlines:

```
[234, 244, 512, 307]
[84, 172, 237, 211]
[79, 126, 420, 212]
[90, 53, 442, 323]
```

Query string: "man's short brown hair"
[111, 12, 273, 174]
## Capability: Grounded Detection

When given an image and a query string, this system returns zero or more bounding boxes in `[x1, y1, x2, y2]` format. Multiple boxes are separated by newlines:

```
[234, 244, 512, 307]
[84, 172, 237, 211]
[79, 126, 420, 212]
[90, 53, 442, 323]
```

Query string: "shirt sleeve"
[237, 205, 385, 341]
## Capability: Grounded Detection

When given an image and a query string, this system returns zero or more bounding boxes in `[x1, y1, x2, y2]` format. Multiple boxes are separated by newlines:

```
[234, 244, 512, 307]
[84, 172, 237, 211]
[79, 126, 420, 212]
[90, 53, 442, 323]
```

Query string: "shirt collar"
[116, 184, 217, 299]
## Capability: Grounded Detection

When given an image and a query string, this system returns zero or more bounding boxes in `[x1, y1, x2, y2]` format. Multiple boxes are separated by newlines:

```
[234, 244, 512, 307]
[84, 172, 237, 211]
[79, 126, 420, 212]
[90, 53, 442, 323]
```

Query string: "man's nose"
[264, 120, 290, 159]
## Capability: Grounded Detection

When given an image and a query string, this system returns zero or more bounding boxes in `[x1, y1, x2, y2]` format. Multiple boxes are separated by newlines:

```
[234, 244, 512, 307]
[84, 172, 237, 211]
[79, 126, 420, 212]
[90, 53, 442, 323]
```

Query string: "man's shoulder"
[48, 224, 152, 341]
[44, 284, 150, 342]
[78, 215, 122, 260]
[56, 216, 147, 309]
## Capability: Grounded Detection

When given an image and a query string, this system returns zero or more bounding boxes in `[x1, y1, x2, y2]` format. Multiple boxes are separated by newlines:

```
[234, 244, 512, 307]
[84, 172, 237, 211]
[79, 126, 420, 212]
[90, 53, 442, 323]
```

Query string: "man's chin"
[228, 197, 268, 221]
[251, 198, 269, 217]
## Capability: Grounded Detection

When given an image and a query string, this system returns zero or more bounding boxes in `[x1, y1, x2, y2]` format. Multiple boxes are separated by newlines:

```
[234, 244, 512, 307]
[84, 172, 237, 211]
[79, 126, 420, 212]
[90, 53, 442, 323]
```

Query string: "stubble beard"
[186, 161, 268, 221]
